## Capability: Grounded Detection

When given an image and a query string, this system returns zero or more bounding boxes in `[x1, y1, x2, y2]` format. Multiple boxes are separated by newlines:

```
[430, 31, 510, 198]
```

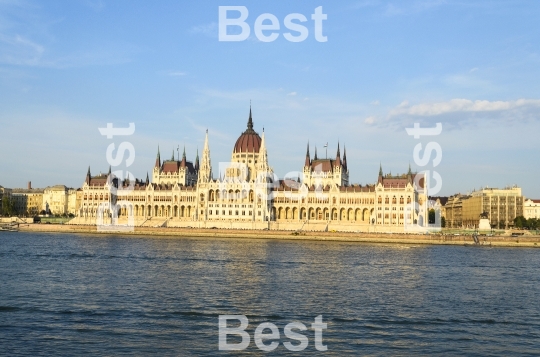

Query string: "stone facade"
[452, 186, 524, 229]
[43, 185, 74, 215]
[524, 199, 540, 220]
[74, 109, 427, 232]
[11, 188, 44, 216]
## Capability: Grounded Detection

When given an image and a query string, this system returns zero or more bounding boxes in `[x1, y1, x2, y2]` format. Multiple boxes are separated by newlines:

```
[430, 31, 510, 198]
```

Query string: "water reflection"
[1, 232, 539, 356]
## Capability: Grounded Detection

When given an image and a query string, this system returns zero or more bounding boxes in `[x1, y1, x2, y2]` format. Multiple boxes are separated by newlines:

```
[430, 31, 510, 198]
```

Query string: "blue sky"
[1, 0, 539, 197]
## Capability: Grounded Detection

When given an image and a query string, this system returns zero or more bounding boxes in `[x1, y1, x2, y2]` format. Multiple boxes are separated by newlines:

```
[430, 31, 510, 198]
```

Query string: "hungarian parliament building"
[74, 108, 428, 232]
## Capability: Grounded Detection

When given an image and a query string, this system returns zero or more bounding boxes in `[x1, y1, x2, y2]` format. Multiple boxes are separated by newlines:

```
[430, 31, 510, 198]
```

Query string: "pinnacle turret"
[305, 141, 311, 167]
[155, 146, 161, 168]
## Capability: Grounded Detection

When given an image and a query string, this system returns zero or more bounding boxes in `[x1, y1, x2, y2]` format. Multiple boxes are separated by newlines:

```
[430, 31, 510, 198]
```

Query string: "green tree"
[514, 215, 527, 228]
[528, 218, 538, 230]
[428, 209, 436, 224]
[1, 198, 14, 217]
[441, 216, 446, 228]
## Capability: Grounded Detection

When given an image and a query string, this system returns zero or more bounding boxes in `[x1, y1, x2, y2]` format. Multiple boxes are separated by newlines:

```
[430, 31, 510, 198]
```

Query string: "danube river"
[1, 232, 539, 356]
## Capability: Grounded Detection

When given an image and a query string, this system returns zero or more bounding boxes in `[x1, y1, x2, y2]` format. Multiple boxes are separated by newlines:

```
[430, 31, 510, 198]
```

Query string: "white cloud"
[389, 98, 540, 117]
[189, 22, 218, 38]
[371, 100, 380, 105]
[287, 92, 297, 96]
[167, 71, 187, 77]
[364, 116, 375, 124]
[0, 33, 44, 66]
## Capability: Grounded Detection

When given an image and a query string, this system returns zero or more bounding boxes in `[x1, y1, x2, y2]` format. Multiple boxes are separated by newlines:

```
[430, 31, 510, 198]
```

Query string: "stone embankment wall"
[17, 223, 540, 247]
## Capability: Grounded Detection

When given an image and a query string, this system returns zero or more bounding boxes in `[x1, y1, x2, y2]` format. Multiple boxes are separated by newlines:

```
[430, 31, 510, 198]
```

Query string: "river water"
[1, 232, 539, 356]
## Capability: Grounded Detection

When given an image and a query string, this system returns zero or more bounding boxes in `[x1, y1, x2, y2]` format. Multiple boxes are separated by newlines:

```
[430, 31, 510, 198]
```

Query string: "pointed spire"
[181, 145, 186, 167]
[335, 141, 341, 167]
[408, 162, 412, 175]
[145, 172, 149, 185]
[195, 148, 200, 171]
[155, 145, 161, 168]
[199, 130, 212, 183]
[314, 146, 318, 160]
[108, 165, 111, 176]
[379, 163, 383, 177]
[246, 104, 254, 132]
[172, 149, 175, 161]
[305, 141, 311, 167]
[343, 145, 348, 170]
[86, 166, 91, 185]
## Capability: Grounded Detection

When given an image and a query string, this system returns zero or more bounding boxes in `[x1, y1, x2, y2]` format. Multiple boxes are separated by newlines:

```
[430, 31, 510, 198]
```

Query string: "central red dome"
[233, 108, 262, 153]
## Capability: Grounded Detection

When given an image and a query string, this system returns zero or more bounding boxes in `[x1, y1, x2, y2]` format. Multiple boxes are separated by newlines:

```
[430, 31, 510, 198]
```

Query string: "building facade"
[524, 199, 540, 220]
[0, 186, 13, 214]
[11, 188, 44, 216]
[455, 187, 524, 229]
[74, 109, 428, 232]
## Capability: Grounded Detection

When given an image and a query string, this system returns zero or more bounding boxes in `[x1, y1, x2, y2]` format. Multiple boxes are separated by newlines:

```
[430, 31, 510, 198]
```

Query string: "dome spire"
[247, 103, 254, 132]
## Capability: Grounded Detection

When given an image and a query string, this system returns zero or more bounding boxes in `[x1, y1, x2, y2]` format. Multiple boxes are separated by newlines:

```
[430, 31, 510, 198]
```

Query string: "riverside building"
[445, 186, 524, 229]
[74, 108, 428, 232]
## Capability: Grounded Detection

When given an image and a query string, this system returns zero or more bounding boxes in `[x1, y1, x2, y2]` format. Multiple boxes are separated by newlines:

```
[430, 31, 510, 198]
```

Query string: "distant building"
[461, 186, 523, 229]
[0, 185, 13, 214]
[524, 199, 540, 220]
[12, 187, 44, 216]
[43, 185, 73, 215]
[445, 194, 467, 228]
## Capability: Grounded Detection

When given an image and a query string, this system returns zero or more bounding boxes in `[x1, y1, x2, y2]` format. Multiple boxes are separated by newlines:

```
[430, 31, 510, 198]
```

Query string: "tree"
[428, 209, 436, 224]
[441, 216, 446, 228]
[514, 215, 527, 229]
[1, 198, 14, 217]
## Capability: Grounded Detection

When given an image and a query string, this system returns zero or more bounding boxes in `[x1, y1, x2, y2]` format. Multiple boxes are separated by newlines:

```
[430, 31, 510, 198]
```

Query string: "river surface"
[1, 232, 539, 356]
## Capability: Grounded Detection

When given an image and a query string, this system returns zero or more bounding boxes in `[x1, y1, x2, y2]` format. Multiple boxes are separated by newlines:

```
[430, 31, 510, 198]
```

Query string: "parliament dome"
[233, 108, 262, 153]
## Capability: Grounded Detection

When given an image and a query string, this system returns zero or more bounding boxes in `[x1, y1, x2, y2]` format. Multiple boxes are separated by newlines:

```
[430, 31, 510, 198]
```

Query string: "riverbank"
[13, 223, 540, 247]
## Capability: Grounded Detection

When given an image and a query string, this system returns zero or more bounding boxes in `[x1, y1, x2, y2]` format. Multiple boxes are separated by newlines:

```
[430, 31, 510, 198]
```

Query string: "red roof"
[234, 132, 262, 153]
[310, 159, 338, 173]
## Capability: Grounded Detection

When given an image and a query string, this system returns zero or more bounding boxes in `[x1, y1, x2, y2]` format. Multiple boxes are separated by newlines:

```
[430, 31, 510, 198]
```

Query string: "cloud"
[379, 98, 540, 130]
[389, 98, 540, 117]
[0, 33, 44, 66]
[371, 100, 380, 105]
[167, 71, 187, 77]
[384, 0, 447, 16]
[287, 92, 297, 96]
[189, 22, 218, 38]
[364, 116, 375, 124]
[84, 0, 105, 12]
